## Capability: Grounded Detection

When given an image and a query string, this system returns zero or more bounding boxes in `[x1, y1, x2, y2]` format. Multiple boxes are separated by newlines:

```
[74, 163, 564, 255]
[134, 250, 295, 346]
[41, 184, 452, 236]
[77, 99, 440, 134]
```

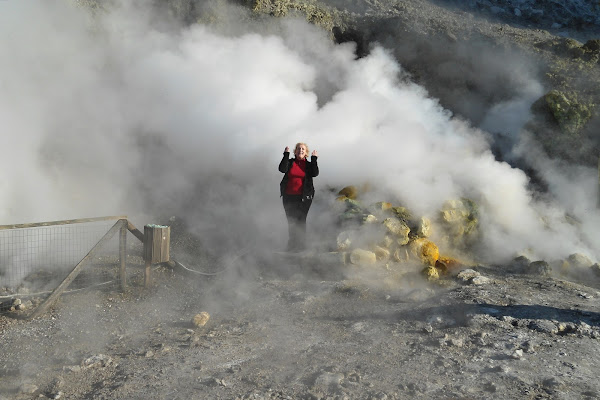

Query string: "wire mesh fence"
[0, 217, 145, 315]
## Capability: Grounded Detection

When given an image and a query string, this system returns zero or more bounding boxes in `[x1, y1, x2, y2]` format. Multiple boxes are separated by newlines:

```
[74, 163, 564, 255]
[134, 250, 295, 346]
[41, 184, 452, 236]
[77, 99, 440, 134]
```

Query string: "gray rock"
[527, 260, 551, 276]
[471, 276, 490, 285]
[457, 269, 480, 281]
[314, 371, 344, 393]
[19, 383, 38, 394]
[542, 376, 564, 389]
[567, 253, 593, 268]
[528, 320, 557, 334]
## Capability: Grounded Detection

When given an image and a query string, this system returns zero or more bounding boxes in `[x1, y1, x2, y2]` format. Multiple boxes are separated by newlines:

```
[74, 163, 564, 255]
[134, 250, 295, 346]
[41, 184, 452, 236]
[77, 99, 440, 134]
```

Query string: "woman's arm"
[309, 149, 319, 177]
[278, 147, 291, 173]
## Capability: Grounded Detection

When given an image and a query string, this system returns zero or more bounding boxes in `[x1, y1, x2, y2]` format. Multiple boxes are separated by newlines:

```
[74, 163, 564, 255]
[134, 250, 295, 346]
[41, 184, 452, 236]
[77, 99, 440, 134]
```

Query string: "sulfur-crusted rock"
[336, 231, 353, 250]
[372, 246, 390, 261]
[336, 197, 366, 224]
[435, 256, 462, 275]
[349, 249, 377, 265]
[531, 90, 594, 135]
[317, 251, 348, 265]
[383, 218, 410, 245]
[567, 253, 594, 268]
[422, 266, 439, 281]
[393, 247, 409, 262]
[391, 206, 412, 221]
[363, 214, 378, 224]
[410, 238, 439, 266]
[338, 185, 358, 199]
[192, 312, 210, 328]
[415, 216, 432, 238]
[440, 198, 479, 247]
[372, 201, 392, 211]
[380, 235, 394, 249]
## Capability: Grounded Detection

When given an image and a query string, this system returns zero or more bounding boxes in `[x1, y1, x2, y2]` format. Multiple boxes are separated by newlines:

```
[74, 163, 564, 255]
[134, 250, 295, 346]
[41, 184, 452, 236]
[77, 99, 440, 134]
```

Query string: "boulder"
[582, 39, 600, 52]
[338, 185, 358, 199]
[349, 249, 377, 265]
[422, 266, 439, 281]
[435, 256, 463, 275]
[528, 260, 551, 276]
[336, 231, 354, 250]
[410, 238, 439, 266]
[531, 90, 593, 135]
[415, 216, 432, 238]
[383, 218, 410, 245]
[393, 247, 409, 262]
[567, 253, 594, 268]
[440, 198, 479, 247]
[372, 246, 390, 261]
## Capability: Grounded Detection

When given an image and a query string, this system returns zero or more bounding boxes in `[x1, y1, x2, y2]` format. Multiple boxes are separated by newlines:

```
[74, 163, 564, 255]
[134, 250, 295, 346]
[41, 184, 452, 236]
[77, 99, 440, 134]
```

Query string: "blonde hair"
[294, 142, 309, 159]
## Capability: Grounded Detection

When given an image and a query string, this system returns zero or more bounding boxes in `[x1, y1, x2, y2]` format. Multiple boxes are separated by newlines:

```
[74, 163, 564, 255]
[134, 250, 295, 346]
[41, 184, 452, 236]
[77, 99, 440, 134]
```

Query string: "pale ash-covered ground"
[1, 258, 600, 400]
[2, 1, 600, 399]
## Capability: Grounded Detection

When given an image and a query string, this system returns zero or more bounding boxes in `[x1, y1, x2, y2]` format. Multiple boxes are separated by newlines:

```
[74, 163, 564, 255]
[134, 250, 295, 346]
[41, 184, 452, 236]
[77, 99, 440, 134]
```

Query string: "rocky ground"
[2, 0, 600, 399]
[1, 255, 600, 399]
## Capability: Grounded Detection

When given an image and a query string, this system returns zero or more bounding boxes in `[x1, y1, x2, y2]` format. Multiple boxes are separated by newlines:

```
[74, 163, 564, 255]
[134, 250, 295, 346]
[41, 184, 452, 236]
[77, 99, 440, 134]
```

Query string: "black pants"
[282, 194, 312, 251]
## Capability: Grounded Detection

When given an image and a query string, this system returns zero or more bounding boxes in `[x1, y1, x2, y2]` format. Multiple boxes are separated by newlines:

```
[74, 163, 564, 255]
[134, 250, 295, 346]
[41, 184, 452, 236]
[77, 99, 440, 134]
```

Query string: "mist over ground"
[1, 0, 599, 269]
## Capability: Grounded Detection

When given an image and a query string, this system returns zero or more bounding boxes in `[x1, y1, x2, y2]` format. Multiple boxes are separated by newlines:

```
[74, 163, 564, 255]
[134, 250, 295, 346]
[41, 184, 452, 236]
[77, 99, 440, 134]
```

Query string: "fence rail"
[0, 216, 146, 318]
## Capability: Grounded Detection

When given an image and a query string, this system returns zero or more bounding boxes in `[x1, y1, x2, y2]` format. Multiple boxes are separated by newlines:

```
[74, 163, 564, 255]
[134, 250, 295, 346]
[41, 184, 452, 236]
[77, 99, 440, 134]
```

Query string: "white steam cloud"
[1, 0, 599, 267]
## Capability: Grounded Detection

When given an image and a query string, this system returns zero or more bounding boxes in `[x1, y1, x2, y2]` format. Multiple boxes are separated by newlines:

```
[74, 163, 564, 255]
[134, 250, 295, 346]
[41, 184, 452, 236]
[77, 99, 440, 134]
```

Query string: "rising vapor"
[1, 0, 599, 267]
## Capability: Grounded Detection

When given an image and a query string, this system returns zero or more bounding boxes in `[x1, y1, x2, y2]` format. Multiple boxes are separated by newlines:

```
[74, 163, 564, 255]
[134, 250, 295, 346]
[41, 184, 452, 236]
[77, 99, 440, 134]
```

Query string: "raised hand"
[285, 146, 290, 152]
[312, 150, 318, 157]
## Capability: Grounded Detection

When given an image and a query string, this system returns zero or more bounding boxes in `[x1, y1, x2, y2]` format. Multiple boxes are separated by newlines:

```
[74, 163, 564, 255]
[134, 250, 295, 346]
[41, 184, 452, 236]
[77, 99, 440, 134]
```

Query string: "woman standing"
[279, 143, 319, 252]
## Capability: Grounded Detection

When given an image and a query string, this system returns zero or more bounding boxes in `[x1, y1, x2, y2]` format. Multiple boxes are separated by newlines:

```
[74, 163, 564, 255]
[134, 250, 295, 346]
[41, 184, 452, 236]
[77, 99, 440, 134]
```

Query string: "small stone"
[349, 249, 377, 265]
[192, 312, 210, 328]
[314, 371, 344, 392]
[542, 377, 564, 389]
[520, 341, 535, 353]
[82, 354, 113, 369]
[457, 269, 480, 281]
[19, 383, 38, 394]
[470, 276, 490, 285]
[422, 266, 439, 281]
[511, 349, 524, 359]
[528, 320, 557, 334]
[484, 381, 497, 392]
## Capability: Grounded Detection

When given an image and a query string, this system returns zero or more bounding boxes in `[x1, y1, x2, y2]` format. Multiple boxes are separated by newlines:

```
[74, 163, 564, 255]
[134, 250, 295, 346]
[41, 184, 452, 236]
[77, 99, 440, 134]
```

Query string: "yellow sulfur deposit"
[338, 185, 358, 199]
[422, 266, 439, 281]
[192, 312, 210, 328]
[410, 238, 439, 266]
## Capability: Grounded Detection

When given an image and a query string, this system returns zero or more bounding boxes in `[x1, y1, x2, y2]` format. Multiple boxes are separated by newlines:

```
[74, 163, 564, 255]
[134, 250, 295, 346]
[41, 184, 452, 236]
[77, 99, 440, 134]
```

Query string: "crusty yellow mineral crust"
[192, 312, 210, 327]
[421, 266, 439, 281]
[410, 238, 439, 266]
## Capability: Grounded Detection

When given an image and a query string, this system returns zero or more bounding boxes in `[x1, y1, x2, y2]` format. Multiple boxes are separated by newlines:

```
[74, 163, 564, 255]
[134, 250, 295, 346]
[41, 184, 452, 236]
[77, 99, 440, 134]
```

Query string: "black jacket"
[279, 152, 319, 201]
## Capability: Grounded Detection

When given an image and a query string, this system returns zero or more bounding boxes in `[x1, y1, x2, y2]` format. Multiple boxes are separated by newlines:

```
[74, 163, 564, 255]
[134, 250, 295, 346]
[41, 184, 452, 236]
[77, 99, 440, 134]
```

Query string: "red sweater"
[285, 159, 306, 195]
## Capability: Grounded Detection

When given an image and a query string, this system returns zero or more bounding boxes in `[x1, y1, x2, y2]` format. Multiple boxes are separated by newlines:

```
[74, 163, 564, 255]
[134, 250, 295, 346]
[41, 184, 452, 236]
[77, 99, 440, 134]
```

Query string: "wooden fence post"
[143, 225, 171, 288]
[119, 219, 127, 290]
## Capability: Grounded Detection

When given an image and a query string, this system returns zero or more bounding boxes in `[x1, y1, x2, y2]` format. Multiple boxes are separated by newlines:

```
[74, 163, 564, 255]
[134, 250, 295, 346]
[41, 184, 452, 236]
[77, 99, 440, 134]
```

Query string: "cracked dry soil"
[1, 257, 600, 400]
